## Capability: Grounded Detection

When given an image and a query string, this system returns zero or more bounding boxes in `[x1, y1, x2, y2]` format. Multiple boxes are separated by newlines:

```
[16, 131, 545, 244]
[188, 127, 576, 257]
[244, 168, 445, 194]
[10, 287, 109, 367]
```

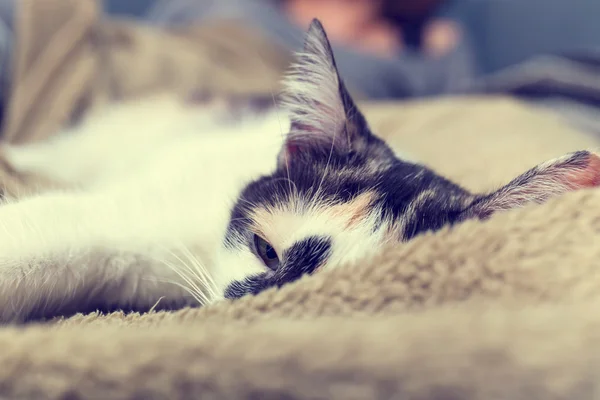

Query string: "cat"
[0, 19, 598, 322]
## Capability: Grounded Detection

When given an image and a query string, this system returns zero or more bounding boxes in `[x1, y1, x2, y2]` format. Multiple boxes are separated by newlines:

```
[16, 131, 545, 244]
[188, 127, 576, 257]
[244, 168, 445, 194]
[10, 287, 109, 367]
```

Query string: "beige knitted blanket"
[2, 1, 600, 399]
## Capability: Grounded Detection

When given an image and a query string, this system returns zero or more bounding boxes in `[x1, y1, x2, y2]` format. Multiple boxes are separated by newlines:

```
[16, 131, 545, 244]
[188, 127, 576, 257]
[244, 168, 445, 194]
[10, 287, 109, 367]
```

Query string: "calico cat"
[0, 19, 598, 322]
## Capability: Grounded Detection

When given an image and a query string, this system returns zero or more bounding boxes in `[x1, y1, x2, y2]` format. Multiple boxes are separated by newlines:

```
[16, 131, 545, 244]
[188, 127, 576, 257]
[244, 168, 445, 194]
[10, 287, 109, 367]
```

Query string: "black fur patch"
[225, 140, 473, 248]
[224, 236, 331, 298]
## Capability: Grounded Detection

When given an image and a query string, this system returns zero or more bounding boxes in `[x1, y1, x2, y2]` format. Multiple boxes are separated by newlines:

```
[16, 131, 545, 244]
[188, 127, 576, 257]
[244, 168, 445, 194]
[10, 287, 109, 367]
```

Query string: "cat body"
[0, 20, 598, 322]
[0, 98, 294, 319]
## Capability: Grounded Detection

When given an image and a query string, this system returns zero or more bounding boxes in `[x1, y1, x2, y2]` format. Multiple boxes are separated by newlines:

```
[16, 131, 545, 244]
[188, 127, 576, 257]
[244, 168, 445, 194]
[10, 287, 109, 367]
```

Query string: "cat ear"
[279, 19, 370, 164]
[463, 151, 600, 220]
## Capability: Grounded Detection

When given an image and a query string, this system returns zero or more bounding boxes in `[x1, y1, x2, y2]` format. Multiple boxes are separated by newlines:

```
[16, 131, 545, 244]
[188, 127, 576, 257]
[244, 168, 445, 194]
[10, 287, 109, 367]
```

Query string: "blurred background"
[2, 0, 600, 134]
[102, 1, 600, 86]
[98, 0, 600, 133]
[104, 0, 600, 75]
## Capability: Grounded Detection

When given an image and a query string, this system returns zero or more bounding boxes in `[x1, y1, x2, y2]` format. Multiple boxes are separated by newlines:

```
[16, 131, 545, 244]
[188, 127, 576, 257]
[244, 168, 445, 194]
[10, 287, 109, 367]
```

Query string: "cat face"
[218, 19, 600, 300]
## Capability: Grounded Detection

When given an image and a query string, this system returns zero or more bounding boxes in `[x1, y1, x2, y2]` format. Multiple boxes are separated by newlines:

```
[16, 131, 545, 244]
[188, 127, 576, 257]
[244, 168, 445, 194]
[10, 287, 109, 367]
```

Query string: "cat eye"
[253, 235, 280, 270]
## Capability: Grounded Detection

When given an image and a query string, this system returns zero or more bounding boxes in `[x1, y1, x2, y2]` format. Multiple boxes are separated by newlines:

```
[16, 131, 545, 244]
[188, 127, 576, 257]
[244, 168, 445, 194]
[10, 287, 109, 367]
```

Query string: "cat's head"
[219, 19, 600, 299]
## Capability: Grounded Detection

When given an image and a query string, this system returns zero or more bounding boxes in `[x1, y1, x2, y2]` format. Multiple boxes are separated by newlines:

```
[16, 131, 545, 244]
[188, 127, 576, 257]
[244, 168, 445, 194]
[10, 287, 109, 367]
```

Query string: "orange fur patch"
[328, 191, 376, 229]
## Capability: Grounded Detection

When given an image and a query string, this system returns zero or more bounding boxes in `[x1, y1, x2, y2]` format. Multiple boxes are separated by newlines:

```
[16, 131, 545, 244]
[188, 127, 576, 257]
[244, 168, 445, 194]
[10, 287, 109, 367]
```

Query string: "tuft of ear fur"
[464, 150, 600, 219]
[279, 19, 370, 165]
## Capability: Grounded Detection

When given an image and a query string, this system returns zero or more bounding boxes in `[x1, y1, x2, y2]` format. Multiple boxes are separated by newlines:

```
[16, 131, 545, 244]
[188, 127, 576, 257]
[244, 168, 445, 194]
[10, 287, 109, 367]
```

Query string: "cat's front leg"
[0, 192, 201, 322]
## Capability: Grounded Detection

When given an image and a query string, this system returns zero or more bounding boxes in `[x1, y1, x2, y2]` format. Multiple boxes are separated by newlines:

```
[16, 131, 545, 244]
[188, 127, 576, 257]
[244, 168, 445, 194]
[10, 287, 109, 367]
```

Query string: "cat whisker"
[176, 244, 219, 301]
[152, 254, 211, 306]
[148, 296, 166, 313]
[165, 264, 211, 305]
[162, 251, 211, 302]
[153, 276, 206, 306]
[269, 177, 299, 197]
[164, 245, 219, 302]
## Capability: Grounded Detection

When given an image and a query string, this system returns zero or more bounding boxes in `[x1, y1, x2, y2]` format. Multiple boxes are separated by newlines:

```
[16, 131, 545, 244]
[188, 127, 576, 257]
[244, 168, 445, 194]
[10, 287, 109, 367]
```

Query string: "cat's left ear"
[279, 19, 371, 164]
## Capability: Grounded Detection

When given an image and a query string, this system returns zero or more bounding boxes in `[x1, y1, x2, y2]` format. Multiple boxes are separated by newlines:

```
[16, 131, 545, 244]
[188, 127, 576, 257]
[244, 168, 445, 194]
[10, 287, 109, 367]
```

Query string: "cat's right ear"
[278, 19, 371, 167]
[461, 150, 600, 220]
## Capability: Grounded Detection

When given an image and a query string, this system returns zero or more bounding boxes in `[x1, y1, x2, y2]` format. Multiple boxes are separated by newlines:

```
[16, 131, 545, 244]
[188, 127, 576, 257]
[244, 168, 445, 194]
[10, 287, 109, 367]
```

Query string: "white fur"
[0, 93, 395, 321]
[0, 96, 288, 320]
[280, 24, 346, 137]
